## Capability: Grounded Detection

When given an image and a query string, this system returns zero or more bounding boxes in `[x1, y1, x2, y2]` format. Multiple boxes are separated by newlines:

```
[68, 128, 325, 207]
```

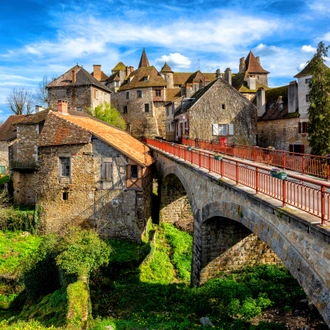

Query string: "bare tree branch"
[6, 87, 35, 115]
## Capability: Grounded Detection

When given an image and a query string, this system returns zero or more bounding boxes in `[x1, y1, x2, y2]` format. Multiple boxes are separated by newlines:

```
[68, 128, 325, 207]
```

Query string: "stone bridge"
[152, 148, 330, 326]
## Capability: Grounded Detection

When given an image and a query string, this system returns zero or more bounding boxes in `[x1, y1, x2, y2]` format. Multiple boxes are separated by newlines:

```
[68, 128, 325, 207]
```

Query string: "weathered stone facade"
[175, 78, 257, 145]
[154, 148, 330, 327]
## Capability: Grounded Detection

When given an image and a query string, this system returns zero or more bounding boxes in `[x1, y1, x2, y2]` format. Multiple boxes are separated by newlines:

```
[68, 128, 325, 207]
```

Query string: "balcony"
[10, 161, 39, 171]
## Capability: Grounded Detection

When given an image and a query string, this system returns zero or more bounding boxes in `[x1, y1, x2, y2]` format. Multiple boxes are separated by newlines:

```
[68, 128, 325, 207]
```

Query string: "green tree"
[307, 41, 330, 155]
[89, 102, 126, 130]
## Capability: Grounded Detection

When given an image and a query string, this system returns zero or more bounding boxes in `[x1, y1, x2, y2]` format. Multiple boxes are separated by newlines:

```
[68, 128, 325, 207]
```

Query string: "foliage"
[0, 176, 9, 185]
[55, 228, 111, 277]
[307, 41, 330, 155]
[88, 102, 126, 130]
[6, 87, 35, 115]
[162, 223, 192, 282]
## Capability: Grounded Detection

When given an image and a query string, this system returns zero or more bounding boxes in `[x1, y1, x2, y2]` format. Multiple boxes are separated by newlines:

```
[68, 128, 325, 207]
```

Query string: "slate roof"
[0, 115, 26, 141]
[47, 65, 111, 93]
[112, 62, 126, 72]
[245, 51, 269, 74]
[91, 70, 109, 82]
[258, 84, 299, 121]
[173, 72, 216, 86]
[165, 88, 182, 102]
[38, 111, 153, 167]
[138, 49, 150, 68]
[118, 66, 167, 91]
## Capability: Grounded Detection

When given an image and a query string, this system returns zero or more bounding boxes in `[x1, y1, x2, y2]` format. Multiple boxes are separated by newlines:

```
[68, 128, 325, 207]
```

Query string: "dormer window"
[143, 75, 149, 81]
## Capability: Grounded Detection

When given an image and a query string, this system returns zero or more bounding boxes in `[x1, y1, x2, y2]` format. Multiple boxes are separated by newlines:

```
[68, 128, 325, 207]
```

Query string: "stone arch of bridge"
[193, 200, 327, 320]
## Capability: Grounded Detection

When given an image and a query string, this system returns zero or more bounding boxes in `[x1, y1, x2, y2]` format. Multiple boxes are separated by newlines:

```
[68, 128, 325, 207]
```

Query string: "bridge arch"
[153, 150, 330, 326]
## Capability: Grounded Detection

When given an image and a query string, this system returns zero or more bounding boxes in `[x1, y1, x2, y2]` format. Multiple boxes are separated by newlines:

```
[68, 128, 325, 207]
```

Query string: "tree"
[89, 102, 127, 130]
[6, 87, 35, 115]
[35, 75, 50, 106]
[307, 41, 330, 156]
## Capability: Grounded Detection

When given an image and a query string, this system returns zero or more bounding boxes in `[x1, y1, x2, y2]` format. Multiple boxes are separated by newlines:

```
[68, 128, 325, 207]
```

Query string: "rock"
[200, 316, 214, 327]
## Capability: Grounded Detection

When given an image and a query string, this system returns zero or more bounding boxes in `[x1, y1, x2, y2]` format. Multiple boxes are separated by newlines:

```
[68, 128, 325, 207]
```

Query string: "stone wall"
[257, 117, 310, 153]
[12, 171, 38, 205]
[114, 87, 166, 138]
[154, 149, 330, 326]
[48, 86, 110, 112]
[0, 141, 8, 172]
[16, 124, 39, 163]
[37, 140, 151, 242]
[189, 79, 257, 145]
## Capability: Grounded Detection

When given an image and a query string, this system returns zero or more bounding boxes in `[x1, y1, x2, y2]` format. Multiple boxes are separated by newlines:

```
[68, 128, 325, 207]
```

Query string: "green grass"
[0, 231, 42, 277]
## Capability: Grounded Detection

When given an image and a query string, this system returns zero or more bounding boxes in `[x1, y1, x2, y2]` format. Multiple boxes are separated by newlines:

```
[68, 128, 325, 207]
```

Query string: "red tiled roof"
[39, 112, 153, 167]
[0, 115, 26, 141]
[245, 51, 269, 74]
[138, 49, 150, 68]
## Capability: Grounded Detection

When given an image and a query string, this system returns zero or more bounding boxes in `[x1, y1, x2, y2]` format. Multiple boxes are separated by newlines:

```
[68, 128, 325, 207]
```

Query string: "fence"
[181, 137, 330, 180]
[145, 138, 330, 225]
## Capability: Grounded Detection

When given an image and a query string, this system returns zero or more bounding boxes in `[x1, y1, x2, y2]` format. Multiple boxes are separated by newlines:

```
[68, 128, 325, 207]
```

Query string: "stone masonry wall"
[257, 117, 310, 153]
[189, 78, 257, 145]
[16, 124, 39, 163]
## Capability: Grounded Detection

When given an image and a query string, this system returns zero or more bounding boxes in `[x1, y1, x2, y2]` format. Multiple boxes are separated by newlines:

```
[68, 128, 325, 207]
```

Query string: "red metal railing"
[145, 138, 330, 225]
[181, 137, 330, 180]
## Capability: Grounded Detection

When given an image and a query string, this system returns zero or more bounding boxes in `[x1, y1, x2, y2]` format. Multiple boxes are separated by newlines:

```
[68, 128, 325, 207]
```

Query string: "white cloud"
[302, 45, 316, 53]
[155, 53, 191, 69]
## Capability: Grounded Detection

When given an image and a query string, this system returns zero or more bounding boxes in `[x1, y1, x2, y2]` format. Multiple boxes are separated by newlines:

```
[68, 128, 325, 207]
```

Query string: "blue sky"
[1, 0, 330, 122]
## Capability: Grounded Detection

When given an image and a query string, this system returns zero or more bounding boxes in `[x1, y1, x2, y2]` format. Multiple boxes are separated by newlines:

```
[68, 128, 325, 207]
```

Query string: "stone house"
[11, 101, 154, 242]
[47, 64, 111, 113]
[107, 49, 217, 139]
[0, 115, 26, 175]
[256, 60, 329, 154]
[174, 77, 258, 145]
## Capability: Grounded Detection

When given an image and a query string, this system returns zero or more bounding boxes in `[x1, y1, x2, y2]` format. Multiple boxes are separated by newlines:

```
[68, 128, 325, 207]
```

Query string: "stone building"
[232, 50, 270, 100]
[11, 101, 154, 241]
[174, 77, 258, 145]
[255, 60, 330, 153]
[107, 49, 217, 138]
[47, 64, 111, 112]
[0, 115, 26, 175]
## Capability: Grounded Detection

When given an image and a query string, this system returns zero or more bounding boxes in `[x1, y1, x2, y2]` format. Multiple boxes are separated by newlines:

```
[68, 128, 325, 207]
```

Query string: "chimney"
[225, 68, 232, 85]
[239, 57, 245, 73]
[288, 81, 298, 113]
[35, 105, 45, 113]
[126, 66, 134, 76]
[256, 56, 260, 63]
[93, 64, 102, 81]
[216, 68, 221, 78]
[58, 100, 68, 115]
[256, 88, 266, 117]
[72, 69, 76, 83]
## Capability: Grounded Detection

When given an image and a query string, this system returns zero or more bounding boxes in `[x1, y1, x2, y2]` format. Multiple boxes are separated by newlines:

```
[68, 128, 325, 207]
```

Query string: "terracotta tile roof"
[0, 115, 26, 141]
[245, 51, 269, 74]
[232, 72, 269, 93]
[118, 66, 167, 91]
[39, 112, 153, 167]
[138, 49, 150, 68]
[161, 62, 173, 73]
[47, 65, 111, 93]
[17, 109, 51, 125]
[173, 72, 216, 86]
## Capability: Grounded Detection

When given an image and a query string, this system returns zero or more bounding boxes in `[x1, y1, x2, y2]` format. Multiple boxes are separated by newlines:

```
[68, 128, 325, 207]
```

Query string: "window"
[305, 78, 311, 84]
[143, 75, 149, 81]
[38, 122, 44, 134]
[66, 88, 71, 96]
[212, 123, 234, 136]
[137, 90, 142, 98]
[123, 105, 128, 114]
[62, 192, 69, 201]
[59, 157, 70, 177]
[298, 122, 308, 133]
[0, 166, 5, 173]
[155, 89, 161, 97]
[131, 165, 138, 178]
[306, 95, 310, 102]
[222, 104, 226, 110]
[219, 124, 227, 136]
[126, 91, 130, 99]
[76, 107, 82, 111]
[101, 160, 113, 181]
[144, 104, 150, 112]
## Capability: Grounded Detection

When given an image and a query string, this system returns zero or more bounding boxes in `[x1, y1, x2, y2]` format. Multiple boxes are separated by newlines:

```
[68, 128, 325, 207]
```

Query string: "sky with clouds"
[1, 0, 330, 122]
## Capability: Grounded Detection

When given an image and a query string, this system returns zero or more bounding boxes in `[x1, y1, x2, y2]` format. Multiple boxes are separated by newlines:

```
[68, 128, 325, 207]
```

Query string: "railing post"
[236, 161, 239, 185]
[256, 167, 259, 194]
[282, 179, 287, 207]
[199, 151, 202, 168]
[208, 154, 211, 172]
[283, 152, 286, 170]
[220, 158, 224, 177]
[302, 155, 305, 175]
[321, 185, 326, 225]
